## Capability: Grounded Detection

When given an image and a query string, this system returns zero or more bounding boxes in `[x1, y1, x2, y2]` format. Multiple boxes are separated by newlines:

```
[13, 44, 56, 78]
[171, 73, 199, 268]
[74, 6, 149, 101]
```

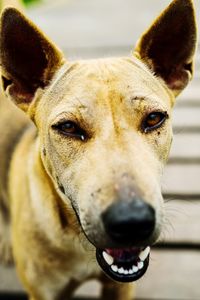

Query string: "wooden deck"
[0, 0, 200, 299]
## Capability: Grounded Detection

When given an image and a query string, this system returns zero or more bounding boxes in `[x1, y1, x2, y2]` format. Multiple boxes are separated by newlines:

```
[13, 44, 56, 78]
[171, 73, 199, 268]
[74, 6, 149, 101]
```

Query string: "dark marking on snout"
[102, 198, 155, 245]
[71, 201, 82, 227]
[59, 184, 65, 194]
[91, 188, 102, 198]
[43, 148, 46, 156]
[57, 201, 68, 228]
[55, 175, 65, 194]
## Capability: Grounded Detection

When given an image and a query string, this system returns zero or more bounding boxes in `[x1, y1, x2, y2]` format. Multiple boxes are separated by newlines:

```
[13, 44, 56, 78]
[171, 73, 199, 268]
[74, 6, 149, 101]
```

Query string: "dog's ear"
[0, 8, 64, 111]
[134, 0, 197, 96]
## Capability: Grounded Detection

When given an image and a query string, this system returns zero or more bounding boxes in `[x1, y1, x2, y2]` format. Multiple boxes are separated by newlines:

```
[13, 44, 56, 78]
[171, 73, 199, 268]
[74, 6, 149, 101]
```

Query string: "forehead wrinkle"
[70, 96, 95, 122]
[63, 96, 97, 127]
[46, 62, 94, 104]
[130, 93, 164, 104]
[123, 57, 173, 106]
[68, 60, 147, 118]
[50, 62, 80, 90]
[50, 57, 152, 98]
[46, 56, 171, 119]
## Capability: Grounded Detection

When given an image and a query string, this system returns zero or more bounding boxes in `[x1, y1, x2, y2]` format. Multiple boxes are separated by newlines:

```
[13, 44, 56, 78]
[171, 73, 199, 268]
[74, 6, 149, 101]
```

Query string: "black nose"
[102, 198, 155, 244]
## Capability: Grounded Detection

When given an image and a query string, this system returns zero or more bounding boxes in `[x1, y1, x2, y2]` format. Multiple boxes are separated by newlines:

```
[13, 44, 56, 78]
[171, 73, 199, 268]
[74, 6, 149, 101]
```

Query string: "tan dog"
[0, 0, 197, 299]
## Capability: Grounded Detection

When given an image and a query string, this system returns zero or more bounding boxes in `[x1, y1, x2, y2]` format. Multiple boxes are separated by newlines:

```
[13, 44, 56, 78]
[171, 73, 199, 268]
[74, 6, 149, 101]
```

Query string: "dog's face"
[0, 0, 197, 282]
[37, 57, 172, 244]
[36, 57, 173, 281]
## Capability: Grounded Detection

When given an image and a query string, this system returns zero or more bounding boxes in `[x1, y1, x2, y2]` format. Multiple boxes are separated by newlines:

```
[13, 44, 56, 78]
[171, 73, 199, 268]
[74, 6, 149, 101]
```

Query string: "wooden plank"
[164, 194, 200, 201]
[173, 126, 200, 134]
[136, 250, 200, 300]
[168, 157, 200, 165]
[159, 200, 200, 243]
[172, 107, 200, 127]
[155, 242, 200, 251]
[0, 294, 181, 300]
[170, 134, 200, 158]
[176, 101, 200, 108]
[162, 165, 200, 194]
[177, 83, 199, 102]
[0, 266, 22, 292]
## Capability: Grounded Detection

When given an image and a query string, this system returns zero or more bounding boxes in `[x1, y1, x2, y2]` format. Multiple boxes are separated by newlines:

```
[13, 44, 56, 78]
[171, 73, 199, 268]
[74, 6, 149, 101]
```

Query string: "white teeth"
[118, 267, 124, 274]
[132, 265, 139, 273]
[107, 247, 150, 276]
[138, 261, 144, 270]
[139, 246, 150, 262]
[111, 265, 118, 272]
[111, 264, 140, 275]
[103, 251, 114, 266]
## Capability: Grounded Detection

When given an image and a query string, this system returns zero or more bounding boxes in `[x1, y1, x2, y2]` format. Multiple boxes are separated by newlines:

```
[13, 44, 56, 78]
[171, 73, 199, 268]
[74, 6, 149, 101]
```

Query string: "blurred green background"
[23, 0, 40, 6]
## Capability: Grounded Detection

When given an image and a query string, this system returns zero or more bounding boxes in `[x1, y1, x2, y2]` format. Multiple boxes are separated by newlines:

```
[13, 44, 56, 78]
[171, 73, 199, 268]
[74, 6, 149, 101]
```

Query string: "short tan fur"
[0, 1, 197, 299]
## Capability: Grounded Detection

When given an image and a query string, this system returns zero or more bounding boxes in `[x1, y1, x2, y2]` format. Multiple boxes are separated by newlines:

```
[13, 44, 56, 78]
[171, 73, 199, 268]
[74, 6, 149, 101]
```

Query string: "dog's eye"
[52, 121, 85, 141]
[143, 112, 168, 133]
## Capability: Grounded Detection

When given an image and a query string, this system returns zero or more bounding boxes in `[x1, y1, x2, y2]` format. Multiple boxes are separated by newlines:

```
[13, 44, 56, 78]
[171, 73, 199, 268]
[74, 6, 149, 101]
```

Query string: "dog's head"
[0, 0, 197, 282]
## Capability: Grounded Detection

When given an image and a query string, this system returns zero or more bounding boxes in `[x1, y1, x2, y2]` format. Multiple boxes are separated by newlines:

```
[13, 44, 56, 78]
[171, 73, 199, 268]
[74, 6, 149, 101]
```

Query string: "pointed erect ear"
[134, 0, 197, 96]
[0, 8, 65, 111]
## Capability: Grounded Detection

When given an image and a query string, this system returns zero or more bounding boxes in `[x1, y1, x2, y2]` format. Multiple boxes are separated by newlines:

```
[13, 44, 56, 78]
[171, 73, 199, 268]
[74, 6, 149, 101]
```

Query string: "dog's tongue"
[106, 247, 141, 260]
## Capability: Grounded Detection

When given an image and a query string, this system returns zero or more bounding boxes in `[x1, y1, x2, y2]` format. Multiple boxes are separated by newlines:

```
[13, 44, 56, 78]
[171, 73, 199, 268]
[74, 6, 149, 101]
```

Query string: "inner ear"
[1, 14, 48, 88]
[134, 0, 197, 96]
[0, 8, 64, 110]
[2, 76, 12, 91]
[145, 9, 195, 86]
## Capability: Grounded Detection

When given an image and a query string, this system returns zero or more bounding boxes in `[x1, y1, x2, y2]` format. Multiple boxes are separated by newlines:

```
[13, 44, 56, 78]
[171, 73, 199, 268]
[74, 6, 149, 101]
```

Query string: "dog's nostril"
[102, 198, 155, 244]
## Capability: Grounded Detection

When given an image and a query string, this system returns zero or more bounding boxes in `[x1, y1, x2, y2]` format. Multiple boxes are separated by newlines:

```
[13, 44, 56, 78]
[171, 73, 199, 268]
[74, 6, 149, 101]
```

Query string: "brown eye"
[143, 112, 168, 133]
[52, 121, 86, 140]
[60, 121, 76, 134]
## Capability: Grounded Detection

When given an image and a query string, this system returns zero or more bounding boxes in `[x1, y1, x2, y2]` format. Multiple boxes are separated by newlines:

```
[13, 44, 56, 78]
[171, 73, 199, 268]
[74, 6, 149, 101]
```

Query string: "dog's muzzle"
[96, 198, 155, 282]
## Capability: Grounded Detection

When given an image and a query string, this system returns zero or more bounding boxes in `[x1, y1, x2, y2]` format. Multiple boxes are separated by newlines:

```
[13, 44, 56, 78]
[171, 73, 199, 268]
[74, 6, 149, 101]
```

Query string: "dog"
[0, 0, 197, 299]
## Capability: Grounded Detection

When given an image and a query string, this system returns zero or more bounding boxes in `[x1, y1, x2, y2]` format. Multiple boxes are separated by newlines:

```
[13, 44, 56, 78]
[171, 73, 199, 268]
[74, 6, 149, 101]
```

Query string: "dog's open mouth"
[96, 246, 150, 282]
